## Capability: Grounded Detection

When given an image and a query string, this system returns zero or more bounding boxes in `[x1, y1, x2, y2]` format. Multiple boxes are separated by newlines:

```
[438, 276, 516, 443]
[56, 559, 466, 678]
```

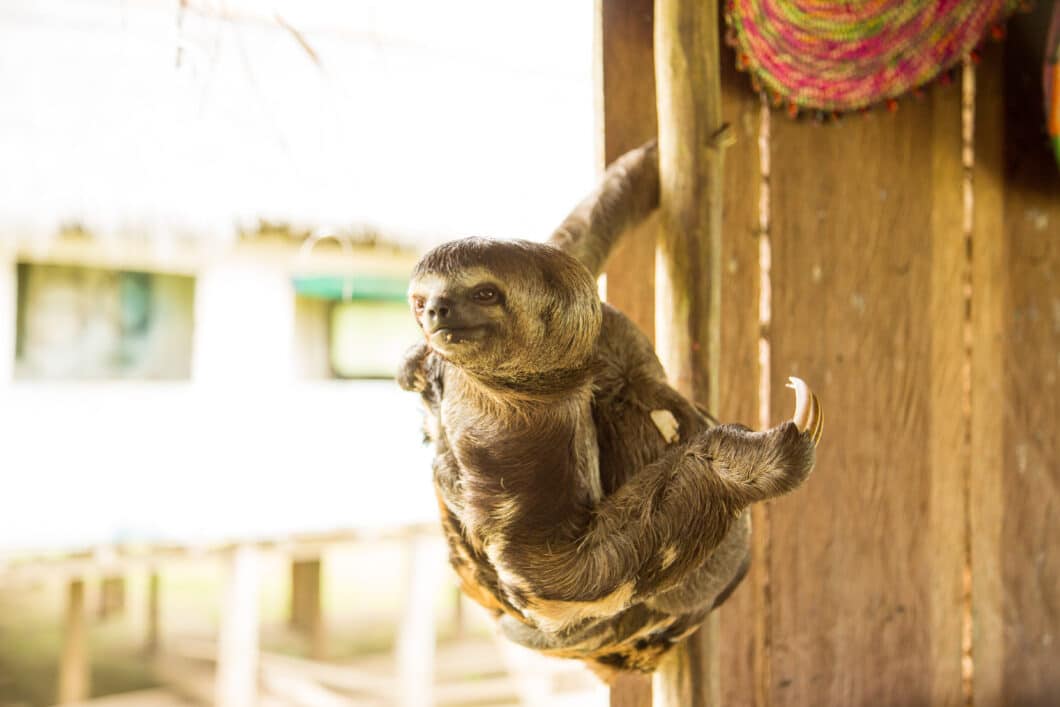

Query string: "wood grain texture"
[653, 0, 723, 704]
[654, 0, 723, 404]
[652, 616, 719, 707]
[925, 70, 969, 707]
[972, 23, 1060, 705]
[969, 41, 1006, 707]
[598, 3, 656, 704]
[612, 672, 653, 707]
[599, 0, 658, 342]
[766, 82, 966, 705]
[716, 25, 765, 707]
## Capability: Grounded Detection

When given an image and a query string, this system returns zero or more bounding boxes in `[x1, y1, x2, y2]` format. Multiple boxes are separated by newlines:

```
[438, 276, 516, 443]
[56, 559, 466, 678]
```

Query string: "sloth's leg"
[504, 381, 820, 629]
[548, 141, 659, 277]
[701, 377, 822, 503]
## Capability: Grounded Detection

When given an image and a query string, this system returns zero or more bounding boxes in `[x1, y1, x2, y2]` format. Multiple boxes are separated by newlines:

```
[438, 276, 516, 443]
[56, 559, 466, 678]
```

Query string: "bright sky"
[0, 0, 597, 248]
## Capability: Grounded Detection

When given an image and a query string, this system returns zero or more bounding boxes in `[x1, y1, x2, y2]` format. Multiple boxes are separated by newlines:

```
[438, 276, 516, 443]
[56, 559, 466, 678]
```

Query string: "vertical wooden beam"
[58, 578, 90, 705]
[290, 557, 325, 659]
[215, 545, 261, 707]
[598, 3, 656, 702]
[395, 534, 446, 707]
[98, 576, 126, 620]
[654, 0, 723, 398]
[969, 41, 1005, 707]
[926, 60, 971, 707]
[716, 26, 766, 707]
[766, 66, 965, 705]
[0, 255, 16, 385]
[972, 14, 1060, 703]
[599, 0, 658, 342]
[146, 570, 161, 655]
[653, 0, 724, 705]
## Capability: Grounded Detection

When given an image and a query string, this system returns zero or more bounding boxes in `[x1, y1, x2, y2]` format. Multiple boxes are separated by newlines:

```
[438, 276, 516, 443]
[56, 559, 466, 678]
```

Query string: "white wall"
[0, 381, 438, 551]
[192, 261, 296, 383]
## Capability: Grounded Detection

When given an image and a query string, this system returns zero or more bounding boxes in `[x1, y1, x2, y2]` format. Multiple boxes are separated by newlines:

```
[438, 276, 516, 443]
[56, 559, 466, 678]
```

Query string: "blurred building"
[0, 229, 445, 551]
[4, 227, 417, 384]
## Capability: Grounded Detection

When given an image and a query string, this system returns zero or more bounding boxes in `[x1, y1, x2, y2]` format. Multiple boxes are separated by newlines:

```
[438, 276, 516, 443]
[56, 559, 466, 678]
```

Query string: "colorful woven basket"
[726, 0, 1023, 112]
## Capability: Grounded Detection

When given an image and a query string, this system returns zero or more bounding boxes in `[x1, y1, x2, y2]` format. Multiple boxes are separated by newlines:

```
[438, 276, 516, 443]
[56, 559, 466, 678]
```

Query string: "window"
[329, 300, 419, 379]
[292, 274, 418, 379]
[14, 263, 195, 380]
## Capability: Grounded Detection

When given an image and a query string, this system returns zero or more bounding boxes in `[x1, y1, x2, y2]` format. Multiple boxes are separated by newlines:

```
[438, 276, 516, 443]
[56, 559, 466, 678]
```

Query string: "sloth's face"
[408, 238, 602, 378]
[408, 266, 513, 366]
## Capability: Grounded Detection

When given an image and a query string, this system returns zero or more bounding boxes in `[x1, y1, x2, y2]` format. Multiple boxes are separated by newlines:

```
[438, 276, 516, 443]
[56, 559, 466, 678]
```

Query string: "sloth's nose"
[425, 296, 452, 324]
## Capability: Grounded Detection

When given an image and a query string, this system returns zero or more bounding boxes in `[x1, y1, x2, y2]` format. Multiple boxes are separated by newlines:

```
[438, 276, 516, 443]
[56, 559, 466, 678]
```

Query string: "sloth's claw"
[787, 376, 822, 445]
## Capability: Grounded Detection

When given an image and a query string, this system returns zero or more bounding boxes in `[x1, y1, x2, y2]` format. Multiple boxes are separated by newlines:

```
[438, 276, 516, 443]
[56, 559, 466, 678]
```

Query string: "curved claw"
[787, 376, 823, 445]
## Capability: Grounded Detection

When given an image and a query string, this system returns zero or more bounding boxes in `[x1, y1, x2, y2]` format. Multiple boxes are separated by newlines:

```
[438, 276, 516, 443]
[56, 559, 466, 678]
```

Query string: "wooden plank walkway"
[57, 688, 195, 707]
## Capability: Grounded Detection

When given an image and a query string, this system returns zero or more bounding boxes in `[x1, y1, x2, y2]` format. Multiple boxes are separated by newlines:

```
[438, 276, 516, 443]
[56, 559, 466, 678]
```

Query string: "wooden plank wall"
[766, 65, 967, 707]
[599, 0, 657, 342]
[600, 1, 1059, 705]
[972, 12, 1060, 705]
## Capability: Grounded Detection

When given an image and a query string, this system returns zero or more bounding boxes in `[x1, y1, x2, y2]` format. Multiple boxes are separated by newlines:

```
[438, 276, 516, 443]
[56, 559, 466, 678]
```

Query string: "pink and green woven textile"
[726, 0, 1023, 111]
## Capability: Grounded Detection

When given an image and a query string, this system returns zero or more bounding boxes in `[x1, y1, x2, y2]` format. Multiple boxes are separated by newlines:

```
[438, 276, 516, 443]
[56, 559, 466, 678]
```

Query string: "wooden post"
[215, 545, 261, 707]
[716, 26, 766, 707]
[653, 0, 724, 705]
[98, 576, 126, 619]
[599, 0, 658, 342]
[395, 534, 446, 707]
[146, 571, 161, 655]
[289, 557, 325, 659]
[58, 578, 90, 704]
[598, 4, 656, 702]
[0, 256, 15, 386]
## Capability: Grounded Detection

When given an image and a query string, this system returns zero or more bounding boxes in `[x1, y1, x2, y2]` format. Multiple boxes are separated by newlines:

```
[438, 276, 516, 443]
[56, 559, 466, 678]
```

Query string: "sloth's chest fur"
[434, 377, 602, 550]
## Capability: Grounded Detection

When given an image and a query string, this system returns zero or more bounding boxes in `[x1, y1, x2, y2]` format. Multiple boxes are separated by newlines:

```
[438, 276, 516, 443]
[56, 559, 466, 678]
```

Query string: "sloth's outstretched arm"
[509, 380, 821, 632]
[548, 141, 659, 277]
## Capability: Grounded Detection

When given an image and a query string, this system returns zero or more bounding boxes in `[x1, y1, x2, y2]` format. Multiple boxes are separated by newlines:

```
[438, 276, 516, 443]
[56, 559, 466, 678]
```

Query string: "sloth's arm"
[508, 381, 821, 632]
[548, 140, 659, 277]
[397, 341, 431, 392]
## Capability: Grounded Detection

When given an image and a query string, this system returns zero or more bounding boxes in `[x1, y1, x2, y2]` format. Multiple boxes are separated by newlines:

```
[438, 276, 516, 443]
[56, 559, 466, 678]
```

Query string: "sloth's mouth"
[430, 326, 486, 348]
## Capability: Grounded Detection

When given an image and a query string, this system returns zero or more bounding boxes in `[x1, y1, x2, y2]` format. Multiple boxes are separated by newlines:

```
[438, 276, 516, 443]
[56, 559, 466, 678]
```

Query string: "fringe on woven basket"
[723, 0, 1035, 123]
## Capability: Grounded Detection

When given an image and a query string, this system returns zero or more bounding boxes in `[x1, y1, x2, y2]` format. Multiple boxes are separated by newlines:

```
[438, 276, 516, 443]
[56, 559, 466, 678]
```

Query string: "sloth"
[398, 142, 822, 680]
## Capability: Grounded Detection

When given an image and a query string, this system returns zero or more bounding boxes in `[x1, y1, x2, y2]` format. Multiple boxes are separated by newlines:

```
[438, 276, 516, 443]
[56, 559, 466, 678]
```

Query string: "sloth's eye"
[412, 297, 426, 312]
[471, 287, 499, 304]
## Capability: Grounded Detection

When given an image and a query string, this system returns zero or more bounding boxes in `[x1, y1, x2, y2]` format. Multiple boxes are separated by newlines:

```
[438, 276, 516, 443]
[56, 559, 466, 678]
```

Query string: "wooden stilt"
[98, 575, 126, 620]
[146, 571, 161, 655]
[215, 545, 261, 707]
[58, 578, 90, 704]
[395, 534, 445, 707]
[290, 557, 325, 659]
